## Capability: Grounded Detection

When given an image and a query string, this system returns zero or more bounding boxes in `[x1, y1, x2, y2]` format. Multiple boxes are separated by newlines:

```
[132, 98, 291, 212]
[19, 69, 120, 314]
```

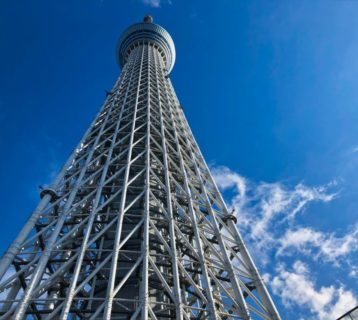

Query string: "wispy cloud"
[212, 165, 357, 318]
[271, 261, 357, 320]
[212, 166, 338, 258]
[278, 225, 358, 262]
[142, 0, 161, 7]
[212, 166, 358, 266]
[141, 0, 172, 8]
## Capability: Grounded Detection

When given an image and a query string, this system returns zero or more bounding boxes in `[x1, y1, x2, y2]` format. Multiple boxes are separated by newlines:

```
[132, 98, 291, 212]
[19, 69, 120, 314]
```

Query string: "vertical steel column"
[171, 80, 281, 320]
[140, 44, 151, 320]
[58, 54, 135, 319]
[159, 61, 218, 319]
[153, 49, 184, 319]
[226, 219, 281, 320]
[171, 101, 251, 319]
[103, 44, 145, 319]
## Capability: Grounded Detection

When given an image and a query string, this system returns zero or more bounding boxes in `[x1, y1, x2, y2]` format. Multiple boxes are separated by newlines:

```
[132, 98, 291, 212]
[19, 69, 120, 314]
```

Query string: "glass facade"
[338, 306, 358, 320]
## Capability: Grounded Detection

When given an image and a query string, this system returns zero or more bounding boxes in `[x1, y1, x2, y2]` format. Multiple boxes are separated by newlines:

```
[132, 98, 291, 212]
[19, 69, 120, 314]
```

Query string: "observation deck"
[116, 16, 176, 73]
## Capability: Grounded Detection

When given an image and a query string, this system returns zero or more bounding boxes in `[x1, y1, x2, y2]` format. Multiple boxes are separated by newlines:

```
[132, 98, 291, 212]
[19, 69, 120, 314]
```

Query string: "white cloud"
[142, 0, 161, 7]
[212, 166, 337, 248]
[142, 0, 172, 7]
[278, 225, 358, 261]
[348, 263, 358, 278]
[211, 166, 247, 207]
[271, 261, 357, 320]
[211, 167, 358, 267]
[212, 165, 358, 318]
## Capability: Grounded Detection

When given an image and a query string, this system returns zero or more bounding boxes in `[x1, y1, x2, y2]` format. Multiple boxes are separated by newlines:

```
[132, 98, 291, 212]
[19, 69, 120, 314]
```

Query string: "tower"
[0, 16, 281, 319]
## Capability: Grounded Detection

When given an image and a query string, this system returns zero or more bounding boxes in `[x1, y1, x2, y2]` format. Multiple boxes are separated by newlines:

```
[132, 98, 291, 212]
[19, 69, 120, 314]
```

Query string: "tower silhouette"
[0, 17, 281, 320]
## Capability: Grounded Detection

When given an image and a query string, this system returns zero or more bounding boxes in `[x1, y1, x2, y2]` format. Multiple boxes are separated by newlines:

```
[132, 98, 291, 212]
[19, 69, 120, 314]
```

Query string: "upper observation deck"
[116, 16, 176, 73]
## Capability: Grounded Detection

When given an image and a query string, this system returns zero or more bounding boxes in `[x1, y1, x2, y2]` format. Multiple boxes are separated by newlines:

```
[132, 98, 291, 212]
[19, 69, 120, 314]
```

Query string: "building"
[337, 306, 358, 320]
[0, 16, 281, 319]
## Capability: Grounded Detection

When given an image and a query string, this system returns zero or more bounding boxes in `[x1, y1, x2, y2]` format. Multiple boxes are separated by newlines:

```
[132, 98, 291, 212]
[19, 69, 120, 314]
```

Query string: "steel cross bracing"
[0, 19, 281, 320]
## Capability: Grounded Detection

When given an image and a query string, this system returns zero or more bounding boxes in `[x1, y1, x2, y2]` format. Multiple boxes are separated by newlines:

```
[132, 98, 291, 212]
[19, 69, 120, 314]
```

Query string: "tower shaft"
[0, 18, 281, 320]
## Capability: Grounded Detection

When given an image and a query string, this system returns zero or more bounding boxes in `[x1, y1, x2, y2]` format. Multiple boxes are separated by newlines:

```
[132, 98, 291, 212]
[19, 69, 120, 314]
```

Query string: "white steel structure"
[0, 16, 281, 320]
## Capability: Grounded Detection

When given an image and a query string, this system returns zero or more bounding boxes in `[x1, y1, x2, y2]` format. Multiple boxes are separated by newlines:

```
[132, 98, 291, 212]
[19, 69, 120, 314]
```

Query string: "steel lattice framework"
[0, 16, 281, 320]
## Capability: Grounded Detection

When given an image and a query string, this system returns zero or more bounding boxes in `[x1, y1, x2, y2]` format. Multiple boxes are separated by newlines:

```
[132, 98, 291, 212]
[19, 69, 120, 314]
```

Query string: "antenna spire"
[143, 15, 153, 23]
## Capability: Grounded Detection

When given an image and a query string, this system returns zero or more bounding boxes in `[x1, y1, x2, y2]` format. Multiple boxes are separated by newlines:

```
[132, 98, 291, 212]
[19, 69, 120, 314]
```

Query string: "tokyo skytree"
[0, 16, 281, 320]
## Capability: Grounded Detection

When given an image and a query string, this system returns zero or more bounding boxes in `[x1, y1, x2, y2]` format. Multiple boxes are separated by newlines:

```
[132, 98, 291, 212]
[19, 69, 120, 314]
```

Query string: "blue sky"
[1, 0, 358, 318]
